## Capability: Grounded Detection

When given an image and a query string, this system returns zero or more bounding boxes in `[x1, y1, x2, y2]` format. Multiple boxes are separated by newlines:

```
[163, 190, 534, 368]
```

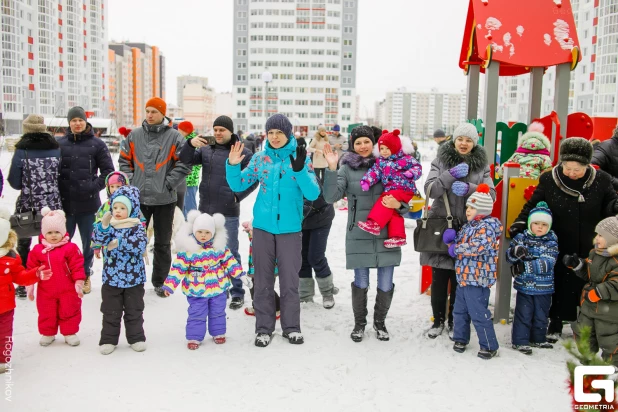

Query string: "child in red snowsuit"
[0, 207, 50, 373]
[27, 207, 86, 347]
[356, 129, 422, 248]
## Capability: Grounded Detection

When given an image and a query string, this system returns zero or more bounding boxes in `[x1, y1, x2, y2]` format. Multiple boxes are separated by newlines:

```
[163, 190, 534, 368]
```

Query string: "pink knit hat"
[41, 207, 67, 235]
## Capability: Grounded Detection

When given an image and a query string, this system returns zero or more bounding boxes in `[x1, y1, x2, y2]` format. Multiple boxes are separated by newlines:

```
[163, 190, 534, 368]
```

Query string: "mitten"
[26, 285, 35, 301]
[448, 244, 456, 258]
[449, 162, 469, 179]
[451, 181, 469, 197]
[508, 222, 526, 238]
[75, 280, 85, 298]
[101, 212, 113, 229]
[360, 181, 370, 192]
[585, 286, 603, 303]
[289, 146, 307, 172]
[513, 245, 528, 259]
[442, 228, 457, 244]
[403, 170, 415, 179]
[242, 276, 253, 289]
[107, 239, 119, 251]
[562, 254, 582, 269]
[38, 266, 52, 280]
[511, 261, 525, 276]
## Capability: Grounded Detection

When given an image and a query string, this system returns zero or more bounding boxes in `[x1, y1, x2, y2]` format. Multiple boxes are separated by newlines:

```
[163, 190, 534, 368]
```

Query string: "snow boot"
[357, 220, 381, 236]
[282, 332, 304, 345]
[478, 349, 498, 360]
[447, 321, 454, 341]
[15, 286, 27, 300]
[213, 335, 226, 344]
[299, 278, 315, 303]
[99, 344, 116, 355]
[82, 277, 91, 295]
[427, 321, 445, 339]
[373, 285, 394, 341]
[530, 341, 554, 349]
[453, 342, 467, 353]
[546, 319, 562, 343]
[39, 335, 55, 346]
[350, 282, 368, 342]
[229, 296, 244, 310]
[512, 344, 533, 355]
[244, 306, 255, 316]
[316, 275, 336, 309]
[187, 340, 200, 350]
[64, 334, 80, 346]
[130, 341, 147, 352]
[255, 333, 272, 348]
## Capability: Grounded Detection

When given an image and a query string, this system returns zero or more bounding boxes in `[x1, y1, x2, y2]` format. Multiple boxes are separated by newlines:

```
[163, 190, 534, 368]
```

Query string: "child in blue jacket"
[506, 201, 559, 354]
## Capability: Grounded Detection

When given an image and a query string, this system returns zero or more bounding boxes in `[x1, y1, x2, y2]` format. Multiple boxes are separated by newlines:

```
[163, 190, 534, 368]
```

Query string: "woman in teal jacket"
[226, 114, 319, 348]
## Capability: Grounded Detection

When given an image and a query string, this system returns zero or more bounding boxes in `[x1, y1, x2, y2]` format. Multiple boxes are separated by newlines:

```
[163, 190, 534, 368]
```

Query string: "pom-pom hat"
[378, 129, 402, 154]
[465, 184, 494, 216]
[527, 201, 553, 231]
[41, 207, 67, 235]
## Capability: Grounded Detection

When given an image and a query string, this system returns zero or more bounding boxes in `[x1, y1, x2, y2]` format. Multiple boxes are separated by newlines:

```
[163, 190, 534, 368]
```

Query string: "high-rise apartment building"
[232, 0, 358, 135]
[0, 0, 108, 134]
[182, 82, 216, 134]
[177, 75, 209, 109]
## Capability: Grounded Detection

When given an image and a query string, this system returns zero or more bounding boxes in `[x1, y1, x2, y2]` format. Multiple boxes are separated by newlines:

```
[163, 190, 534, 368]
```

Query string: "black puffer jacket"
[194, 134, 257, 217]
[592, 132, 618, 191]
[244, 135, 257, 154]
[302, 189, 335, 230]
[58, 124, 115, 215]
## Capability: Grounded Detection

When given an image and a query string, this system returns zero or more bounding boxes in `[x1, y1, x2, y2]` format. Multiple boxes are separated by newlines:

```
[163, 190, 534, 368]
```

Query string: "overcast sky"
[107, 0, 470, 117]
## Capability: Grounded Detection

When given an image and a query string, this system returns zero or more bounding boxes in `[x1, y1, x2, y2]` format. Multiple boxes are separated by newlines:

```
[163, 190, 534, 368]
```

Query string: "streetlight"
[262, 68, 272, 126]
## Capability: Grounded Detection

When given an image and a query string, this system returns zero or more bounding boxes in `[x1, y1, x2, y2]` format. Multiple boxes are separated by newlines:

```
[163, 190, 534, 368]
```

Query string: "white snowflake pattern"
[544, 33, 552, 46]
[517, 25, 524, 37]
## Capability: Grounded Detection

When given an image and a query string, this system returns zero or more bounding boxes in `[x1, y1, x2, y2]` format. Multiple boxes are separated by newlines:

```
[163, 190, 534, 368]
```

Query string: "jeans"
[224, 216, 245, 297]
[66, 213, 96, 277]
[299, 223, 332, 279]
[353, 266, 394, 292]
[184, 185, 199, 218]
[141, 203, 176, 287]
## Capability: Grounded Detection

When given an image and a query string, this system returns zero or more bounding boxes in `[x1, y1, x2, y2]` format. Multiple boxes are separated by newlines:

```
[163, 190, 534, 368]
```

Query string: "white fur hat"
[0, 207, 11, 246]
[176, 211, 228, 253]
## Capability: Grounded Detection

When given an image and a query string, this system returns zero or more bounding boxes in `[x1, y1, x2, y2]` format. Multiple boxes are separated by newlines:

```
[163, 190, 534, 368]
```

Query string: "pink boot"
[384, 238, 407, 248]
[357, 220, 381, 236]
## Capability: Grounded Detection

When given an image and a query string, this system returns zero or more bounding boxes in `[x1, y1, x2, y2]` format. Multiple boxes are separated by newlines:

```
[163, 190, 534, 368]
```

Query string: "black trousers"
[141, 202, 176, 287]
[299, 224, 332, 279]
[176, 181, 186, 213]
[100, 284, 145, 345]
[431, 267, 457, 324]
[314, 168, 325, 182]
[17, 237, 32, 267]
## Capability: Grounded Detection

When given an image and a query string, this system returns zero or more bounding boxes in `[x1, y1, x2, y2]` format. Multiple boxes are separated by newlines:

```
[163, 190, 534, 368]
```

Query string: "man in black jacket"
[188, 116, 257, 309]
[592, 126, 618, 191]
[58, 106, 115, 294]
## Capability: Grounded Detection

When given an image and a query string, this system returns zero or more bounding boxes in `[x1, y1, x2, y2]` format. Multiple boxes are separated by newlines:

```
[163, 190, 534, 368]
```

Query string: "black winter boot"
[350, 282, 368, 342]
[373, 285, 395, 341]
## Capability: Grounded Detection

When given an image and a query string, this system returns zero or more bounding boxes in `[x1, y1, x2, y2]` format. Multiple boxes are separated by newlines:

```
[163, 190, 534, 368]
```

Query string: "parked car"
[100, 134, 121, 153]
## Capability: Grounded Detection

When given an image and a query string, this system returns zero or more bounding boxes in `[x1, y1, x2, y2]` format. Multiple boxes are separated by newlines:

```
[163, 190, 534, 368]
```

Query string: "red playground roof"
[459, 0, 582, 76]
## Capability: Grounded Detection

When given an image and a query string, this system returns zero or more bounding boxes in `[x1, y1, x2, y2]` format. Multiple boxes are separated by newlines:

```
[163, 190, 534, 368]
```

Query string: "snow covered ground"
[1, 144, 574, 411]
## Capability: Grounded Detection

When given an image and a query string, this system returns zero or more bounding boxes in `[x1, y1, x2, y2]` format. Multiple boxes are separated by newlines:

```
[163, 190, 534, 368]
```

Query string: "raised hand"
[323, 144, 339, 171]
[289, 146, 307, 172]
[189, 136, 210, 148]
[229, 142, 246, 166]
[101, 212, 112, 229]
[449, 163, 469, 179]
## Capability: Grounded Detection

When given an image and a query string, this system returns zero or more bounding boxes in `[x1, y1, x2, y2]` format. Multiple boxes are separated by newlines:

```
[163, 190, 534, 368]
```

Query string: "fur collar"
[15, 132, 59, 150]
[340, 152, 376, 170]
[552, 164, 596, 199]
[608, 244, 618, 256]
[437, 140, 488, 172]
[174, 211, 228, 254]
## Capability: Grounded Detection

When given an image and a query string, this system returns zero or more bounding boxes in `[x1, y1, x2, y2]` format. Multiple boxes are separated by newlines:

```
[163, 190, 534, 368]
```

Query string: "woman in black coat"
[510, 138, 618, 342]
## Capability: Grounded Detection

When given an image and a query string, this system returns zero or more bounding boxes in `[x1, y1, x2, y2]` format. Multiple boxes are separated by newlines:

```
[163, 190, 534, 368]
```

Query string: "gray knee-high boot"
[316, 275, 336, 309]
[373, 284, 395, 342]
[299, 278, 315, 303]
[351, 282, 368, 342]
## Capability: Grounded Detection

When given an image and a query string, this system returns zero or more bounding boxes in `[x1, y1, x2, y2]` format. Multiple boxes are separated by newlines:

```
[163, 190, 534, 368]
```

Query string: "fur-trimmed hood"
[372, 135, 415, 158]
[437, 140, 488, 172]
[15, 132, 59, 150]
[175, 210, 228, 254]
[340, 152, 376, 170]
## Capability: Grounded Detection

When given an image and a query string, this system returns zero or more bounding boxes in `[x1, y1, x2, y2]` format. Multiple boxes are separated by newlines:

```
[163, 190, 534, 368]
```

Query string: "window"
[296, 62, 309, 67]
[297, 36, 310, 42]
[343, 64, 352, 71]
[344, 26, 353, 33]
[282, 22, 294, 28]
[344, 1, 355, 7]
[281, 35, 294, 41]
[265, 22, 279, 28]
[237, 11, 247, 18]
[237, 36, 247, 44]
[237, 49, 247, 56]
[237, 74, 246, 81]
[281, 10, 294, 15]
[237, 100, 247, 106]
[342, 89, 351, 96]
[342, 115, 351, 121]
[342, 102, 351, 108]
[344, 13, 353, 21]
[237, 0, 247, 4]
[237, 62, 247, 68]
[251, 22, 264, 28]
[237, 87, 247, 93]
[312, 49, 325, 55]
[237, 24, 247, 31]
[343, 39, 353, 46]
[344, 52, 353, 59]
[237, 113, 246, 118]
[343, 77, 351, 84]
[296, 49, 309, 54]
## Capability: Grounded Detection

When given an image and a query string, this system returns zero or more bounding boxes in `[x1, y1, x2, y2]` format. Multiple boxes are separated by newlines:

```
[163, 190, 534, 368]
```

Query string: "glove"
[360, 181, 370, 192]
[448, 244, 456, 258]
[242, 276, 253, 289]
[585, 286, 603, 303]
[403, 170, 415, 179]
[442, 228, 457, 244]
[511, 261, 525, 276]
[101, 212, 113, 229]
[509, 222, 526, 238]
[107, 239, 119, 251]
[289, 146, 307, 172]
[449, 162, 469, 179]
[451, 181, 469, 197]
[37, 265, 52, 280]
[513, 245, 528, 260]
[26, 285, 35, 301]
[75, 280, 85, 298]
[562, 254, 582, 269]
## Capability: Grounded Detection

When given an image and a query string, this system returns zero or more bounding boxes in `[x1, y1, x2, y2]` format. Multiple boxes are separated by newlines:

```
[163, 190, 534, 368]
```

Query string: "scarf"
[595, 247, 612, 257]
[515, 147, 550, 156]
[110, 217, 142, 229]
[42, 235, 70, 254]
[192, 235, 214, 250]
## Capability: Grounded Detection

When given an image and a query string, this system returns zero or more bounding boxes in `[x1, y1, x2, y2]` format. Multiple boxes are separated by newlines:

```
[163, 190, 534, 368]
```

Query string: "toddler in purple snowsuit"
[163, 211, 249, 349]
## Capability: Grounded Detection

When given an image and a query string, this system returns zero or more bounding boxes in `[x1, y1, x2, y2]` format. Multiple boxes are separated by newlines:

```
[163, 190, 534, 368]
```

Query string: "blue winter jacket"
[226, 137, 320, 234]
[506, 230, 559, 295]
[92, 185, 147, 288]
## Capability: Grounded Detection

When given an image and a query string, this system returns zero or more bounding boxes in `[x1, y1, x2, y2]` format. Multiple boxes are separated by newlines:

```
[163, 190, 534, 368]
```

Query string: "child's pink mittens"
[360, 181, 370, 192]
[75, 280, 85, 298]
[403, 170, 414, 178]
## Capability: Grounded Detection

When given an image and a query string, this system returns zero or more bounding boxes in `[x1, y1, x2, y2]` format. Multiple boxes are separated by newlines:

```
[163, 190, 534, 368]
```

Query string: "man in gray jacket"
[119, 97, 192, 297]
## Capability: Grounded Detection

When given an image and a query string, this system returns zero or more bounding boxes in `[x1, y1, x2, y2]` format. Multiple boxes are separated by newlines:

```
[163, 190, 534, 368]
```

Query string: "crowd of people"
[2, 95, 618, 371]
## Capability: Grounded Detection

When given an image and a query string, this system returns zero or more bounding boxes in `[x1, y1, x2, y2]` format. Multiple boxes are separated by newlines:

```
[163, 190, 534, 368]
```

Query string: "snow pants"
[367, 190, 414, 239]
[37, 287, 82, 336]
[253, 228, 301, 335]
[0, 310, 14, 364]
[186, 294, 227, 341]
[453, 285, 499, 351]
[573, 312, 618, 367]
[511, 292, 551, 345]
[99, 284, 145, 346]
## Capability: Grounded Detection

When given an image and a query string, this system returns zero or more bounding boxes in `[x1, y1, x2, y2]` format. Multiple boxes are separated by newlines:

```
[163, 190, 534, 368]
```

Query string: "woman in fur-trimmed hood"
[420, 122, 496, 339]
[496, 122, 553, 180]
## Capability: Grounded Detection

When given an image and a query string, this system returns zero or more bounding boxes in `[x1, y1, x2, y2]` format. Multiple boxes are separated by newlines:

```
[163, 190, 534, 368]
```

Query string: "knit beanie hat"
[333, 124, 341, 132]
[112, 195, 132, 216]
[559, 137, 593, 165]
[0, 207, 12, 247]
[23, 114, 49, 134]
[433, 129, 446, 138]
[118, 127, 132, 138]
[193, 213, 217, 237]
[213, 115, 234, 133]
[146, 97, 167, 116]
[465, 183, 494, 216]
[377, 129, 402, 154]
[67, 106, 87, 122]
[351, 126, 375, 147]
[178, 121, 194, 134]
[317, 124, 327, 133]
[265, 113, 293, 138]
[453, 123, 480, 146]
[107, 172, 127, 187]
[41, 207, 67, 235]
[527, 201, 553, 231]
[596, 217, 618, 248]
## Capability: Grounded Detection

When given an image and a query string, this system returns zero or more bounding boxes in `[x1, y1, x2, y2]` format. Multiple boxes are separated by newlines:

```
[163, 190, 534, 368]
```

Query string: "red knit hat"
[145, 97, 167, 116]
[178, 121, 194, 134]
[378, 129, 402, 154]
[118, 127, 132, 138]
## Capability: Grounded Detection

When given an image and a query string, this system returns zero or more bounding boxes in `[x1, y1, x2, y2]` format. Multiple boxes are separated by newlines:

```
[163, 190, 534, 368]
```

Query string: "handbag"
[413, 182, 461, 254]
[10, 150, 44, 238]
